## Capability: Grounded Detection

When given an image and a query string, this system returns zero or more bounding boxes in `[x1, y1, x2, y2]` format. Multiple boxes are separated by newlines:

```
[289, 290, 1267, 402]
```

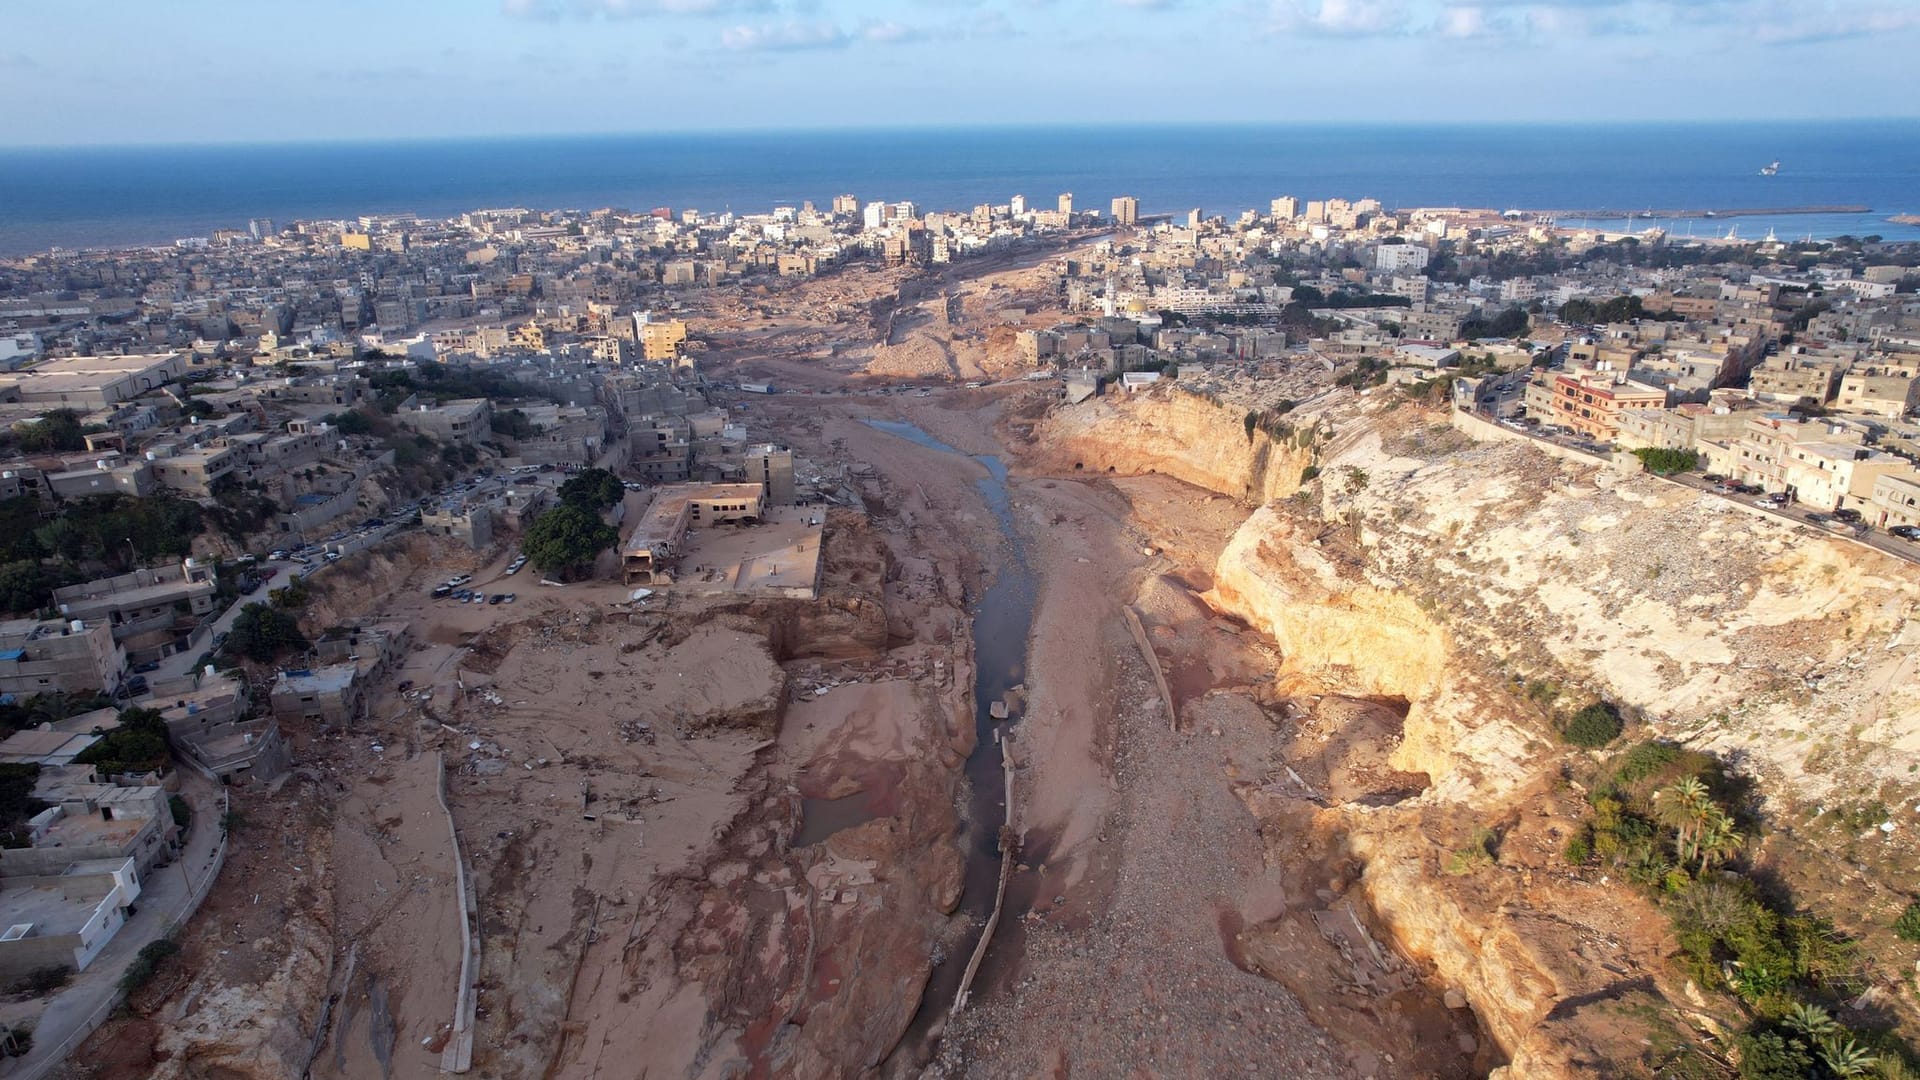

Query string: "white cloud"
[861, 20, 927, 43]
[504, 0, 775, 19]
[1435, 4, 1494, 36]
[1264, 0, 1412, 36]
[720, 20, 851, 50]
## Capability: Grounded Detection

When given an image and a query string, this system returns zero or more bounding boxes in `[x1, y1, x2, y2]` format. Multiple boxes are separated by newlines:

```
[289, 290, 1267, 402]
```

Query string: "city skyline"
[3, 0, 1919, 147]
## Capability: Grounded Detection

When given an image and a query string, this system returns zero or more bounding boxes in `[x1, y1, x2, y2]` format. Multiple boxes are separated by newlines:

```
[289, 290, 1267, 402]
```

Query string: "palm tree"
[1783, 1002, 1838, 1041]
[1695, 811, 1745, 874]
[1656, 777, 1712, 864]
[1817, 1034, 1879, 1078]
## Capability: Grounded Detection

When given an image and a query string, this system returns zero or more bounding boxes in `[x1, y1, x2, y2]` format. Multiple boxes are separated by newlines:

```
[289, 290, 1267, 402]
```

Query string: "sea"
[2, 121, 1918, 257]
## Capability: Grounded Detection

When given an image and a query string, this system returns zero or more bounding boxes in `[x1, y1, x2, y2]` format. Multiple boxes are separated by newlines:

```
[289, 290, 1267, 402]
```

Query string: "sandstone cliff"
[1045, 390, 1920, 1075]
[1036, 384, 1319, 505]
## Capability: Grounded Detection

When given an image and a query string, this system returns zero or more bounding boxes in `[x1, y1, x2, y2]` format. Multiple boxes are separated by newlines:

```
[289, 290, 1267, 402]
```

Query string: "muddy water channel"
[856, 419, 1036, 1031]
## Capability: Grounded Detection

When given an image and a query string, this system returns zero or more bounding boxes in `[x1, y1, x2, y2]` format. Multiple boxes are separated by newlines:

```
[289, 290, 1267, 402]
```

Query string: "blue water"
[3, 122, 1918, 255]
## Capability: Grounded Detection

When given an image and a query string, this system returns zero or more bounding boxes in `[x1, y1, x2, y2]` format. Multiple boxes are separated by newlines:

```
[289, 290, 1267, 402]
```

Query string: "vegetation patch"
[1570, 742, 1917, 1078]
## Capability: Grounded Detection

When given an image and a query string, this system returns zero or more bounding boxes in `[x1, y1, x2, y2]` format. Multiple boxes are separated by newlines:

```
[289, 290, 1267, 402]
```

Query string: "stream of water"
[856, 419, 1038, 1034]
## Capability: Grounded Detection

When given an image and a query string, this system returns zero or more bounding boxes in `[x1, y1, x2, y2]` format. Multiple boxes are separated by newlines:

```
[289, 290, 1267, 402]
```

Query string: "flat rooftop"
[0, 884, 96, 937]
[0, 730, 100, 767]
[275, 665, 357, 695]
[676, 506, 824, 598]
[36, 807, 145, 850]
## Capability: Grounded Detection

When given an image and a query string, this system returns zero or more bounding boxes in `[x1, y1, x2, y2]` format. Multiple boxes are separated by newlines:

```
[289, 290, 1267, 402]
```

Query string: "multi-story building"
[395, 398, 491, 445]
[1532, 368, 1668, 441]
[743, 444, 796, 505]
[270, 664, 365, 727]
[1834, 371, 1920, 418]
[1110, 196, 1139, 227]
[1748, 357, 1842, 404]
[1375, 243, 1431, 273]
[0, 617, 126, 698]
[634, 314, 689, 363]
[52, 560, 218, 666]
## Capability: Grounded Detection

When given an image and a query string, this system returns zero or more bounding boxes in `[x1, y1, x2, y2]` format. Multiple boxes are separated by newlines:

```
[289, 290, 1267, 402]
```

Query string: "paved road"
[1473, 409, 1920, 568]
[2, 770, 225, 1078]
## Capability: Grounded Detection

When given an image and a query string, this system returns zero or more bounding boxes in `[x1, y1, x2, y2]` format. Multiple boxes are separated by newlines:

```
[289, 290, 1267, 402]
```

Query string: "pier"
[1535, 204, 1871, 220]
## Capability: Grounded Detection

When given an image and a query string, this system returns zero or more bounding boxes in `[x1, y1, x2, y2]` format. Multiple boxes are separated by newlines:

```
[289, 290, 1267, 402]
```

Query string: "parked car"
[488, 593, 505, 605]
[1701, 473, 1725, 484]
[432, 584, 453, 598]
[132, 660, 160, 674]
[503, 593, 516, 604]
[125, 675, 148, 695]
[1832, 508, 1863, 523]
[1890, 525, 1920, 540]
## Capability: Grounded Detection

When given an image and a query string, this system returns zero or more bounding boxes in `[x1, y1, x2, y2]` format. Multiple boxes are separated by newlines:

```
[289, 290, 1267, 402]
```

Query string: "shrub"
[1445, 827, 1499, 875]
[1563, 702, 1623, 748]
[169, 794, 192, 832]
[1299, 465, 1321, 483]
[1631, 447, 1701, 475]
[6, 965, 71, 998]
[1562, 831, 1592, 866]
[118, 938, 180, 995]
[1895, 901, 1920, 943]
[1735, 1031, 1814, 1080]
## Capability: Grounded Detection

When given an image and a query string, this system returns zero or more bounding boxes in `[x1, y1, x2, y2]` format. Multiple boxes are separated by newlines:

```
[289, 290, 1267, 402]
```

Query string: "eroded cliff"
[1037, 387, 1920, 1075]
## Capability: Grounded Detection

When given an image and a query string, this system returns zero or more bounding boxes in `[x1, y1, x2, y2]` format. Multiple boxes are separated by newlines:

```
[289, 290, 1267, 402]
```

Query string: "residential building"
[270, 664, 365, 727]
[743, 444, 796, 505]
[422, 499, 494, 549]
[1110, 197, 1138, 227]
[1834, 372, 1920, 418]
[1534, 368, 1668, 441]
[146, 671, 290, 784]
[395, 398, 491, 445]
[0, 618, 126, 699]
[637, 315, 689, 362]
[52, 560, 218, 667]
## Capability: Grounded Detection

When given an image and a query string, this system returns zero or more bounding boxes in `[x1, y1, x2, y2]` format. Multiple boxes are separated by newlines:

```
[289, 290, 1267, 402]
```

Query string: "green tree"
[226, 602, 309, 662]
[1734, 1031, 1813, 1080]
[1631, 448, 1701, 475]
[73, 707, 171, 776]
[326, 410, 373, 436]
[522, 504, 618, 579]
[0, 559, 58, 614]
[558, 468, 624, 512]
[1562, 701, 1623, 748]
[13, 410, 87, 453]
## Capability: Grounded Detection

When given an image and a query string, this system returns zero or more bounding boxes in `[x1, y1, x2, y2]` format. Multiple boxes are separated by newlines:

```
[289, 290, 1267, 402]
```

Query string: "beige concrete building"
[0, 617, 126, 698]
[270, 664, 365, 727]
[1534, 368, 1667, 441]
[621, 482, 765, 585]
[53, 560, 218, 666]
[1834, 372, 1920, 418]
[395, 398, 491, 445]
[1870, 473, 1920, 529]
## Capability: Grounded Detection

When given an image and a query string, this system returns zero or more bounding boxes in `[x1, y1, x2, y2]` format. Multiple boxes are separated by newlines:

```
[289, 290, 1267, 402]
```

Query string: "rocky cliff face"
[1035, 385, 1318, 505]
[1044, 392, 1920, 1075]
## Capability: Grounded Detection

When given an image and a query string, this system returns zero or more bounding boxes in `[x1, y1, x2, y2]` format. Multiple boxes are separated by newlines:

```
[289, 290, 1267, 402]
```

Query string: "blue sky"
[2, 0, 1918, 145]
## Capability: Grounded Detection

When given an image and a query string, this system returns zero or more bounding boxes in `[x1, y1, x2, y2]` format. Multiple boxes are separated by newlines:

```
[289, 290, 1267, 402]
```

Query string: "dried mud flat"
[66, 288, 1518, 1079]
[922, 464, 1489, 1080]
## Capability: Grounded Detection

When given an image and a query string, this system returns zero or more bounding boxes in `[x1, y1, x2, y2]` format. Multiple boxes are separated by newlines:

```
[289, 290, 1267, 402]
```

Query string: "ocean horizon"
[3, 121, 1918, 256]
